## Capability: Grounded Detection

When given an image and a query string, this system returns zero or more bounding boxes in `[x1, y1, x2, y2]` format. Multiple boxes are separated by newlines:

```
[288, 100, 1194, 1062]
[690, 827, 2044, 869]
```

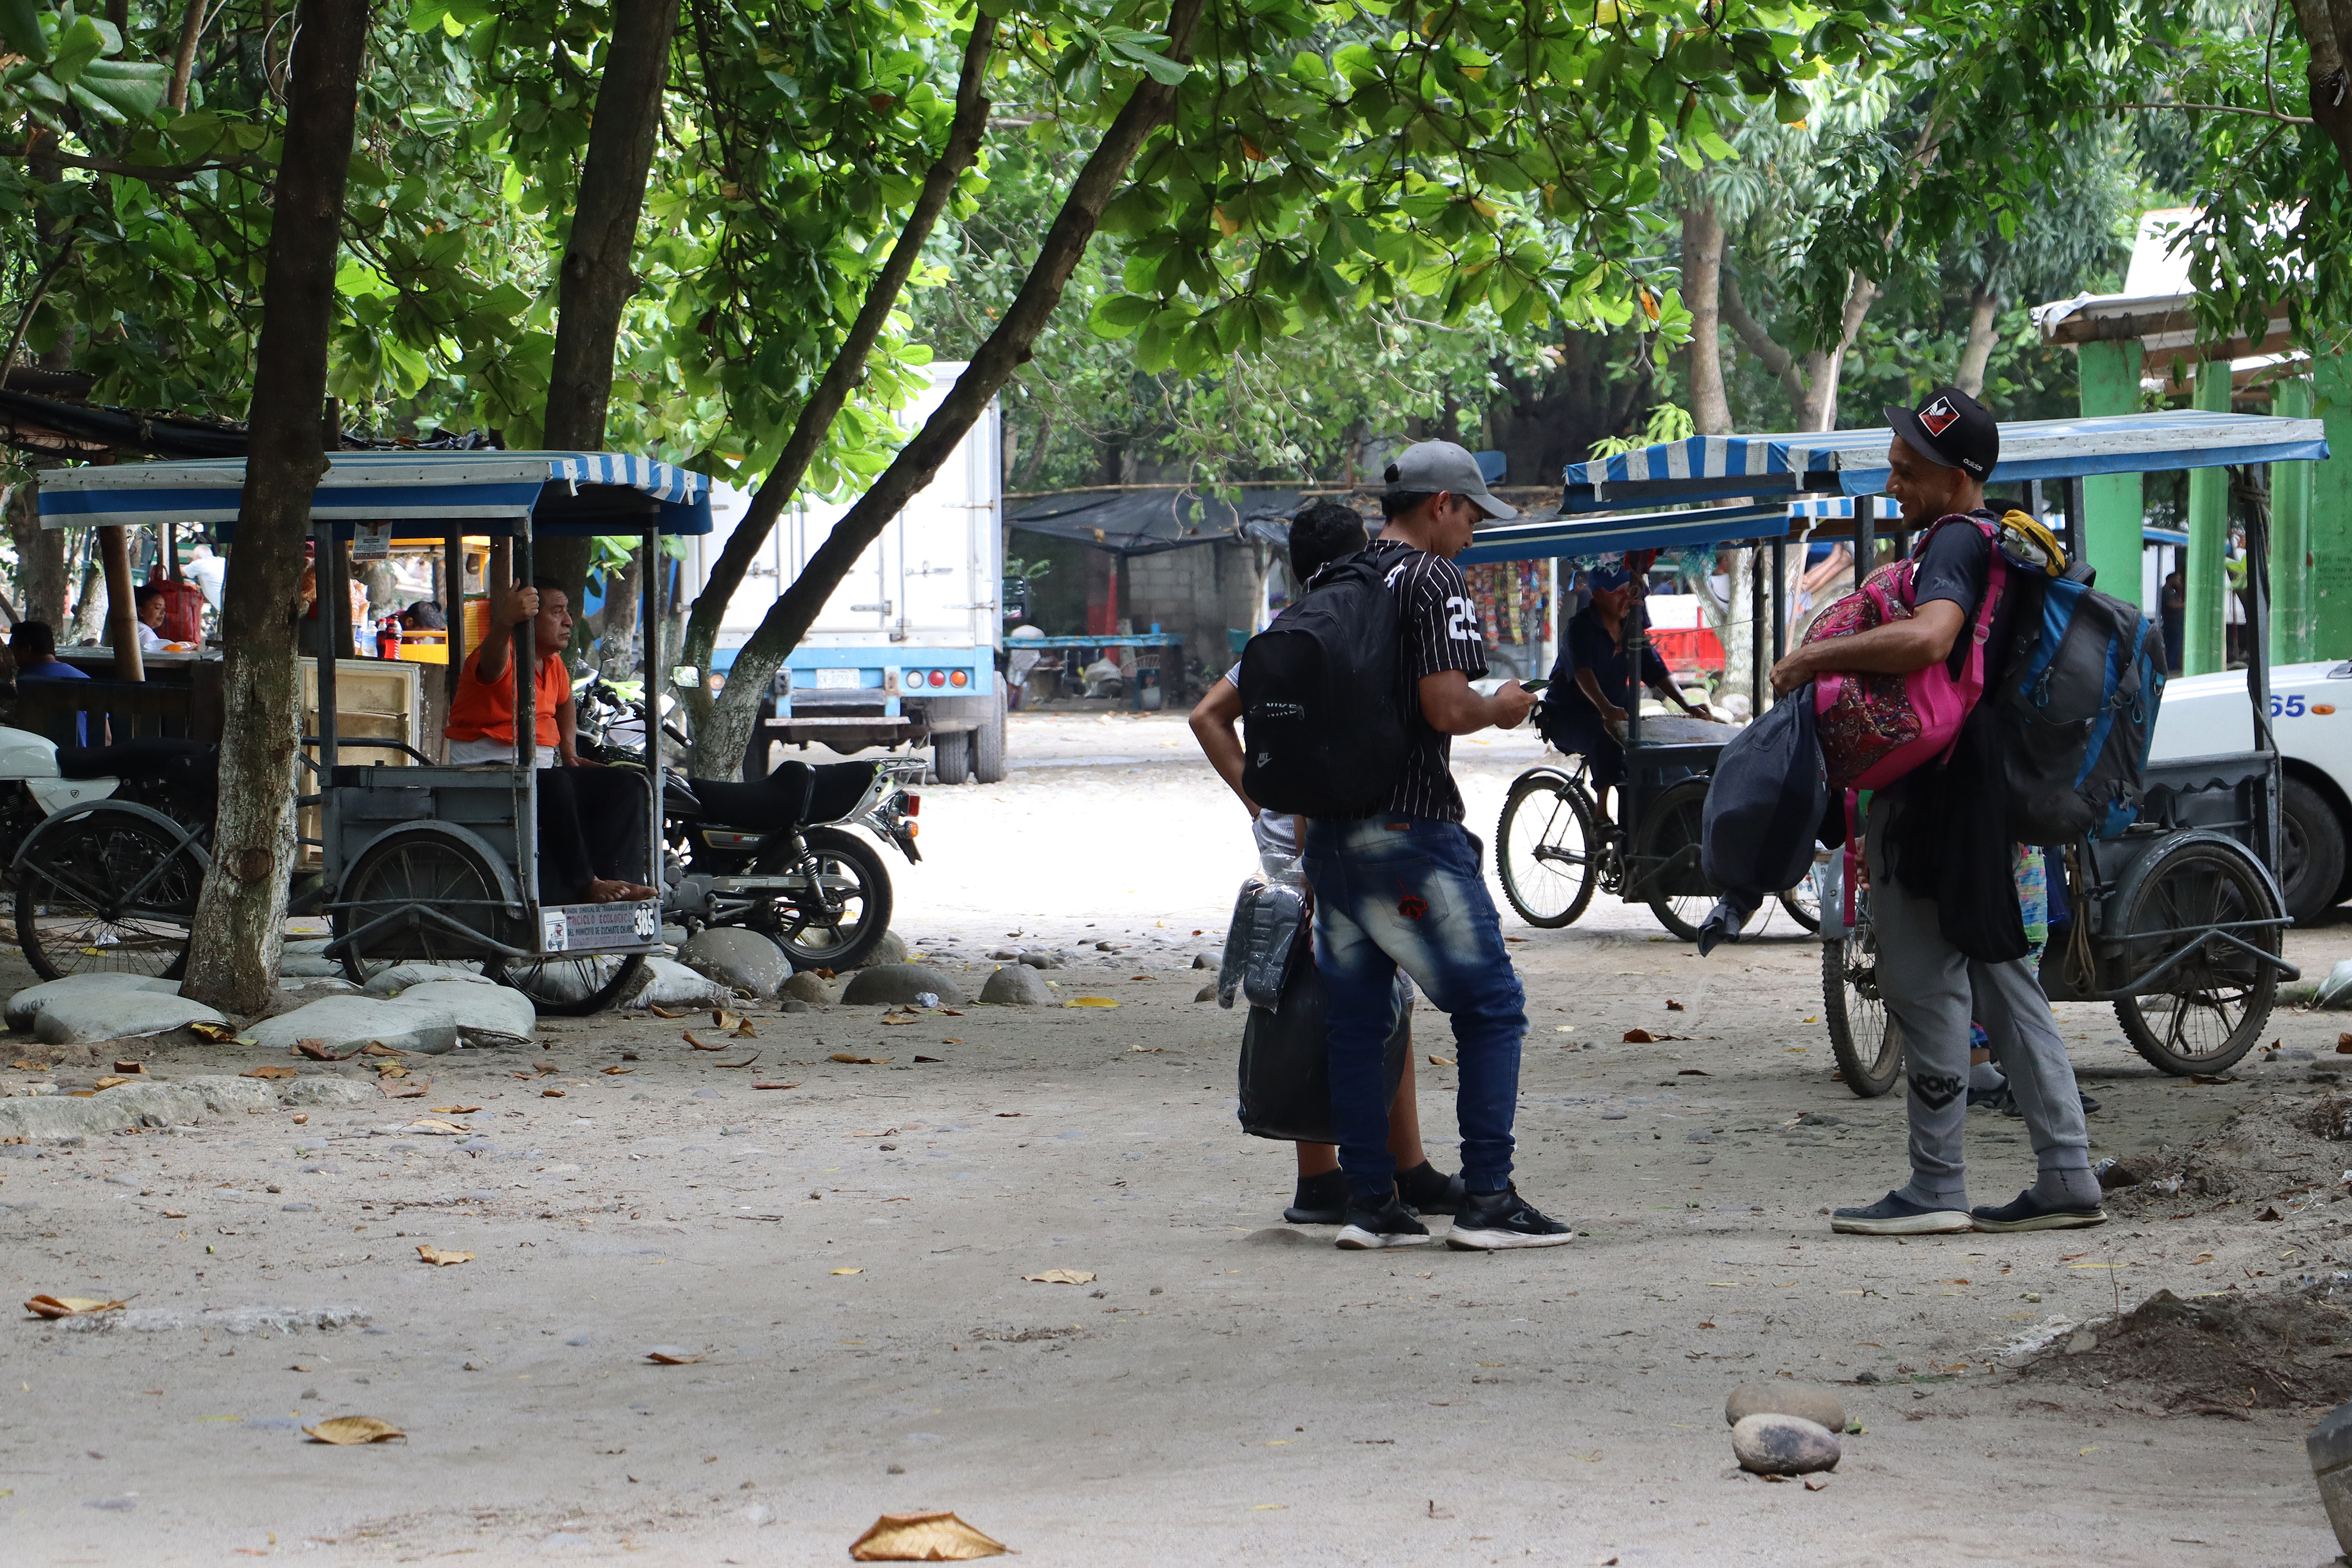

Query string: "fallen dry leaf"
[830, 1267, 863, 1276]
[374, 1062, 410, 1078]
[648, 1005, 685, 1019]
[188, 1021, 238, 1043]
[714, 1009, 747, 1031]
[1427, 1055, 1454, 1066]
[242, 1065, 299, 1080]
[994, 1112, 1022, 1118]
[92, 1075, 138, 1090]
[361, 1043, 405, 1057]
[941, 1037, 965, 1046]
[1665, 999, 1685, 1011]
[160, 1208, 187, 1218]
[600, 1066, 634, 1075]
[1803, 1476, 1830, 1492]
[303, 1416, 405, 1445]
[541, 1088, 565, 1098]
[849, 1511, 1009, 1562]
[407, 1119, 470, 1135]
[751, 1081, 803, 1090]
[684, 1032, 725, 1051]
[385, 1079, 432, 1099]
[830, 1054, 890, 1065]
[1623, 1029, 1657, 1043]
[735, 1020, 757, 1038]
[1129, 1046, 1163, 1053]
[939, 1009, 964, 1016]
[111, 1060, 144, 1076]
[8, 1059, 45, 1071]
[645, 1350, 704, 1365]
[2338, 1031, 2352, 1054]
[715, 1056, 759, 1069]
[294, 1039, 355, 1062]
[24, 1295, 128, 1319]
[1063, 997, 1119, 1009]
[881, 1016, 919, 1027]
[914, 1054, 942, 1063]
[416, 1245, 474, 1267]
[426, 1106, 481, 1115]
[1023, 1269, 1095, 1286]
[1676, 1068, 1710, 1076]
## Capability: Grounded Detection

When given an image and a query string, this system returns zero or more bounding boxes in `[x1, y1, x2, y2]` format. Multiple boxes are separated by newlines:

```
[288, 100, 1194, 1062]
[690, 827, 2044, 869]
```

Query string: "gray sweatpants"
[1866, 796, 2089, 1207]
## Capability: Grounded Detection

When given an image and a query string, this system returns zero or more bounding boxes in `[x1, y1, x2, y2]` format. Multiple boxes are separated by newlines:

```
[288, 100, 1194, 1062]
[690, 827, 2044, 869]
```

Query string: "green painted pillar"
[2076, 338, 2145, 597]
[2313, 353, 2352, 661]
[2184, 361, 2231, 675]
[2273, 374, 2315, 665]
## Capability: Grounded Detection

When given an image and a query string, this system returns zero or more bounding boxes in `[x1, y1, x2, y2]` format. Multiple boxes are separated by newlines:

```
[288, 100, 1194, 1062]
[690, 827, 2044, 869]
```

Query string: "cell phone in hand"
[1516, 678, 1549, 694]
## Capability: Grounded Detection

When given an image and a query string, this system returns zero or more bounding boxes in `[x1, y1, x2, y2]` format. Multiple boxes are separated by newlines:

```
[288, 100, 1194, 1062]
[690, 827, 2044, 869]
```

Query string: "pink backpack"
[1804, 512, 2005, 792]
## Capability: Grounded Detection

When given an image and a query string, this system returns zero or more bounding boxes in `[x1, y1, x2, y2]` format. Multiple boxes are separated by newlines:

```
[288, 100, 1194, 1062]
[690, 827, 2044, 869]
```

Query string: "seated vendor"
[1541, 564, 1708, 823]
[446, 578, 657, 906]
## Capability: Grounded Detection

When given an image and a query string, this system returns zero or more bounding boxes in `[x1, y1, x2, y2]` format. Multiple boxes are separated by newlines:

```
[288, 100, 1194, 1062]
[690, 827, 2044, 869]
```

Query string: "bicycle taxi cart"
[1545, 409, 2328, 1094]
[1465, 493, 1898, 939]
[20, 450, 709, 1013]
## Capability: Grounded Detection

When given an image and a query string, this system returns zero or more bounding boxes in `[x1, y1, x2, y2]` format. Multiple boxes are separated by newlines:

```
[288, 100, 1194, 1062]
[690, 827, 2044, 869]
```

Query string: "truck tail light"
[949, 669, 968, 687]
[928, 669, 946, 687]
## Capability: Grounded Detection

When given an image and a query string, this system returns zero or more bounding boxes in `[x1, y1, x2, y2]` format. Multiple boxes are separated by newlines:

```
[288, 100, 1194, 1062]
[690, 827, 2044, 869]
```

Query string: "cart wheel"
[334, 828, 506, 985]
[761, 826, 893, 972]
[1822, 899, 1903, 1097]
[1495, 770, 1600, 928]
[1629, 776, 1715, 942]
[1777, 879, 1823, 934]
[972, 694, 1007, 785]
[2111, 834, 2281, 1076]
[933, 729, 971, 786]
[14, 805, 200, 982]
[485, 952, 648, 1017]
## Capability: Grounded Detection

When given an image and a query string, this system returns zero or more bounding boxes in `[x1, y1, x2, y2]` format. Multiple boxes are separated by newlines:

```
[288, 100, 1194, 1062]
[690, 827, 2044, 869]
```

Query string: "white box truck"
[688, 363, 1005, 782]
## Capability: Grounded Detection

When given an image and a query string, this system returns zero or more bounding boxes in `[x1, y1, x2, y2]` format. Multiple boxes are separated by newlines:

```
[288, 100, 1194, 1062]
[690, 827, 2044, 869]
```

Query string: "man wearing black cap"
[1769, 386, 2104, 1238]
[1301, 439, 1576, 1254]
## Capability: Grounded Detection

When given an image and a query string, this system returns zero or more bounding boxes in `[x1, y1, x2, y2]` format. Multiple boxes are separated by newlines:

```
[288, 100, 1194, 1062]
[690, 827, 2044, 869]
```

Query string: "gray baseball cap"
[1383, 440, 1517, 520]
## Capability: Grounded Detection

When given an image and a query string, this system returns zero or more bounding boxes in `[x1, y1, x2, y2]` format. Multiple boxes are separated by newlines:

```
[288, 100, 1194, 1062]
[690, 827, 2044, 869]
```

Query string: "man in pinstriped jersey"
[1302, 440, 1576, 1253]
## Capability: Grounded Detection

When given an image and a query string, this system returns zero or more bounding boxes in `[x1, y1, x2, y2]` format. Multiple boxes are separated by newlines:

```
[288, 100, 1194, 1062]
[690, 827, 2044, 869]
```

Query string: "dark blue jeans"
[1302, 816, 1527, 1201]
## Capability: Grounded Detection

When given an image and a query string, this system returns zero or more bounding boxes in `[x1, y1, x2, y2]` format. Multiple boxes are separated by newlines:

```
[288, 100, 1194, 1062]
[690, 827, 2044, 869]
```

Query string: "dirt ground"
[7, 709, 2352, 1566]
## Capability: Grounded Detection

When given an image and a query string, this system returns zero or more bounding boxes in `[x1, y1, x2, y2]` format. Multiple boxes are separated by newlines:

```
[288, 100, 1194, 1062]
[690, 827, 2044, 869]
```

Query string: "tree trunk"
[2290, 2, 2352, 175]
[692, 0, 1204, 777]
[678, 15, 999, 752]
[7, 474, 68, 625]
[1954, 286, 2001, 398]
[1720, 266, 1808, 417]
[593, 546, 643, 681]
[67, 552, 106, 644]
[181, 0, 367, 1015]
[169, 0, 208, 113]
[1680, 193, 1730, 436]
[536, 0, 682, 621]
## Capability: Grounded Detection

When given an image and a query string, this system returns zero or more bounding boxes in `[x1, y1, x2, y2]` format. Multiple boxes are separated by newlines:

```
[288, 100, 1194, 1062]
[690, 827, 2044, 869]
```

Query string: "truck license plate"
[813, 667, 861, 689]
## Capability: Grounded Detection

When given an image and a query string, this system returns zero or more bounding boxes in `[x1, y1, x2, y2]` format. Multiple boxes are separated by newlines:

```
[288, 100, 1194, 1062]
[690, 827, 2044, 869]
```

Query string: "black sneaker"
[1830, 1191, 1973, 1236]
[1283, 1169, 1348, 1226]
[1970, 1189, 2108, 1233]
[1334, 1191, 1431, 1251]
[1395, 1160, 1468, 1217]
[1967, 1080, 2011, 1110]
[1445, 1187, 1574, 1251]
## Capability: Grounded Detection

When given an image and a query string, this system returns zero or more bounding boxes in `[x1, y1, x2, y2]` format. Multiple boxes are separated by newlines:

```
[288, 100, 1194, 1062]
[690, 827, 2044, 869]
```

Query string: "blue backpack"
[1991, 539, 2167, 843]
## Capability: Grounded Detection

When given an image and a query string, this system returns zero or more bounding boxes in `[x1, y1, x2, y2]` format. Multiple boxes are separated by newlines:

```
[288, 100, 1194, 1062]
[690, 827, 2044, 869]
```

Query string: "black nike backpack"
[1238, 549, 1408, 817]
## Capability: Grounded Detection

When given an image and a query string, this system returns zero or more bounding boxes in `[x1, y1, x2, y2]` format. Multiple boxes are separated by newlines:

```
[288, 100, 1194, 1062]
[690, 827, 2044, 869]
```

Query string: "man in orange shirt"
[447, 578, 656, 905]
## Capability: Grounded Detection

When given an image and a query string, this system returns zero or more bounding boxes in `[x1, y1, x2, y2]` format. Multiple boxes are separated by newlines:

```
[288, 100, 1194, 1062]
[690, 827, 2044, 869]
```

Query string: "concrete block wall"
[1120, 541, 1265, 695]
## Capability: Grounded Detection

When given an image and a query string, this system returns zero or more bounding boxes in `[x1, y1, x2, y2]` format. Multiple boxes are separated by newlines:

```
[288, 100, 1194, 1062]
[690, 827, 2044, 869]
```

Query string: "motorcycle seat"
[55, 737, 217, 783]
[677, 760, 878, 832]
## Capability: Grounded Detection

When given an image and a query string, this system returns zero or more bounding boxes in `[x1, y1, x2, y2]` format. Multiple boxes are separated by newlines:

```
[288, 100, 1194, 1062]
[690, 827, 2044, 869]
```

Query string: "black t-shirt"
[1362, 539, 1485, 822]
[1907, 510, 2014, 684]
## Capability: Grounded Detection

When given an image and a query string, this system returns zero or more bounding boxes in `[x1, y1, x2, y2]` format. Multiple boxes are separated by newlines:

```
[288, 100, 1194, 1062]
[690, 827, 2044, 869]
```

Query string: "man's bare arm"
[1421, 669, 1536, 734]
[1186, 677, 1256, 814]
[1769, 599, 1965, 695]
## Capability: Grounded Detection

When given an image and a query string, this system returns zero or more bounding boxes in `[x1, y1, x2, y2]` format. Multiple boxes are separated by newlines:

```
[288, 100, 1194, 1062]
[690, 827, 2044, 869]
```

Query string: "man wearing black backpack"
[1769, 386, 2105, 1237]
[1297, 440, 1575, 1252]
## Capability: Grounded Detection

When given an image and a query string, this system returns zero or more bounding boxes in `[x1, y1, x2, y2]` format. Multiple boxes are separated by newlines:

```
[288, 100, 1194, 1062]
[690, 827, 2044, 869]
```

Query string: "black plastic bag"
[1236, 955, 1411, 1144]
[1700, 686, 1827, 902]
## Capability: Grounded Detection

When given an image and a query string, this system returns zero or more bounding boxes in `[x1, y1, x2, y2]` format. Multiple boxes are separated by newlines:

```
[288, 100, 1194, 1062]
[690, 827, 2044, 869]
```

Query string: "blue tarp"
[1455, 496, 1902, 566]
[1559, 410, 2330, 511]
[36, 451, 713, 537]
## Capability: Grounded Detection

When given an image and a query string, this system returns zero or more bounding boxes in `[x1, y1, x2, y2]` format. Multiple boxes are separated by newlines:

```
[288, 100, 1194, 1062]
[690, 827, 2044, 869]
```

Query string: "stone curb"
[0, 1073, 376, 1140]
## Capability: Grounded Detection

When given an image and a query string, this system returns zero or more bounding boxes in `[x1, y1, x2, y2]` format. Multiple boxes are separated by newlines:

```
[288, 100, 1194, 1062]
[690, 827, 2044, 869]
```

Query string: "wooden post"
[100, 524, 144, 681]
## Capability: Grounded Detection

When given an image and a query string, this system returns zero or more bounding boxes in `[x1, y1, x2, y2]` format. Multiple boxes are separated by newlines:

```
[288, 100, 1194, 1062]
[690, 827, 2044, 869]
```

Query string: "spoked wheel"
[14, 805, 202, 981]
[334, 828, 508, 985]
[1823, 895, 1903, 1097]
[486, 952, 648, 1017]
[1495, 770, 1601, 928]
[758, 826, 893, 972]
[2110, 833, 2281, 1076]
[1778, 864, 1824, 934]
[1628, 776, 1715, 942]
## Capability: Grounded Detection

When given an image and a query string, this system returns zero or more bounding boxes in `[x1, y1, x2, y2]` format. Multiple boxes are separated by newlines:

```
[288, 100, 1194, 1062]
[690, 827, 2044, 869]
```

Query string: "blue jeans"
[1302, 816, 1527, 1201]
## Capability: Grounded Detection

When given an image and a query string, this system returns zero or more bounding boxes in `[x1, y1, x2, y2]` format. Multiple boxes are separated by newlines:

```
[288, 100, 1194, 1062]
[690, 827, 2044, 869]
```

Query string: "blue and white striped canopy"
[1455, 495, 1901, 567]
[1560, 410, 2329, 511]
[37, 451, 713, 536]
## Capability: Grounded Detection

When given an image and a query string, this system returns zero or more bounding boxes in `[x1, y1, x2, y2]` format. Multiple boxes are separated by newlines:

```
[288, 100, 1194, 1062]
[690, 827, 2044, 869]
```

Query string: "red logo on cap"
[1918, 397, 1960, 438]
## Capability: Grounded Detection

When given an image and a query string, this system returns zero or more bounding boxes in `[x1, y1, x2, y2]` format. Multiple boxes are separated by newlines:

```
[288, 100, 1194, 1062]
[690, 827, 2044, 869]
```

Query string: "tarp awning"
[1007, 486, 1302, 555]
[1558, 411, 2329, 511]
[36, 451, 712, 536]
[1454, 496, 1902, 566]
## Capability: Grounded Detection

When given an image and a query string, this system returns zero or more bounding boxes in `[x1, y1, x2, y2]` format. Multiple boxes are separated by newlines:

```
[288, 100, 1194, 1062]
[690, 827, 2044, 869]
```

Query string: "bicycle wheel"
[14, 806, 200, 981]
[1495, 771, 1600, 928]
[2110, 835, 2279, 1076]
[1822, 898, 1903, 1097]
[758, 826, 893, 972]
[486, 952, 648, 1017]
[1778, 872, 1823, 934]
[334, 828, 506, 985]
[1629, 776, 1714, 942]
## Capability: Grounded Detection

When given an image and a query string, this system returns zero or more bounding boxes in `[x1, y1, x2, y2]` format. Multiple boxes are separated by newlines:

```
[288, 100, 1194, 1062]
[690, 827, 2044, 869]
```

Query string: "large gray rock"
[979, 965, 1054, 1006]
[859, 930, 909, 968]
[278, 954, 344, 978]
[399, 981, 536, 1044]
[676, 927, 791, 998]
[1731, 1414, 1841, 1476]
[34, 990, 227, 1046]
[1725, 1382, 1846, 1434]
[8, 972, 184, 1032]
[0, 1073, 373, 1140]
[623, 956, 733, 1009]
[780, 970, 833, 1006]
[361, 962, 496, 998]
[839, 963, 966, 1008]
[241, 983, 540, 1056]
